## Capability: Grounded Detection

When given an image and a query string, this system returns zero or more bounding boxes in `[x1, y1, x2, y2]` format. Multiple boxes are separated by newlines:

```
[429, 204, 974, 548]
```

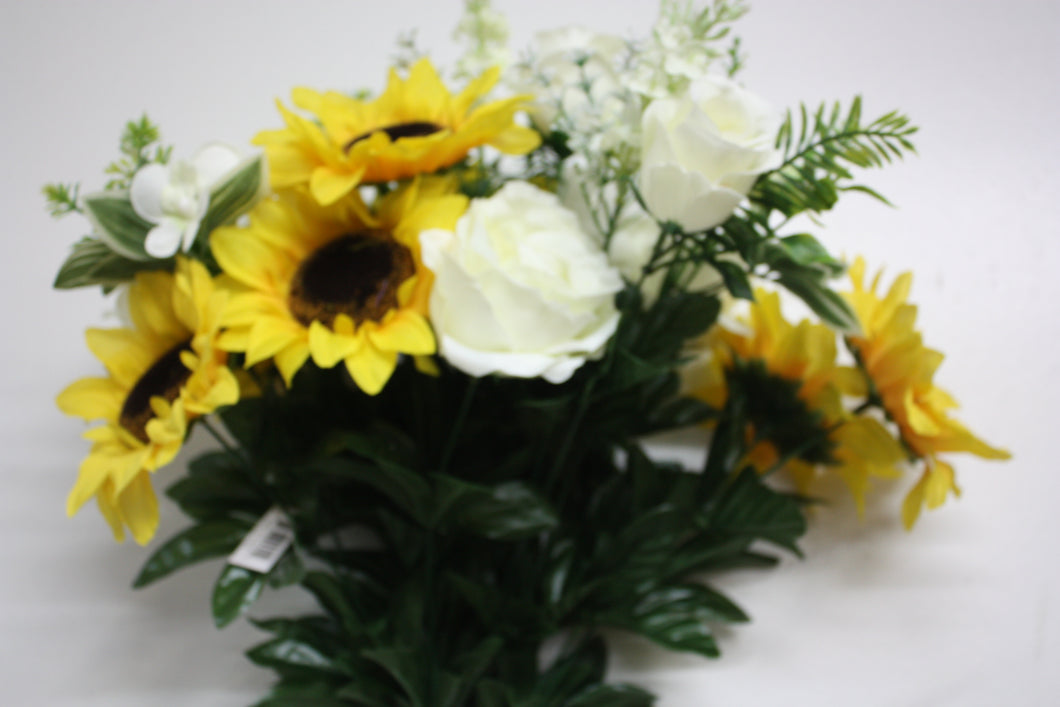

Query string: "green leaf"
[301, 571, 385, 638]
[362, 648, 427, 707]
[533, 636, 608, 703]
[166, 451, 266, 521]
[324, 457, 431, 525]
[642, 395, 715, 433]
[132, 517, 253, 588]
[713, 259, 754, 300]
[252, 680, 351, 707]
[769, 233, 846, 277]
[434, 477, 558, 540]
[212, 564, 267, 628]
[475, 681, 515, 707]
[194, 155, 265, 245]
[82, 191, 153, 260]
[775, 270, 860, 333]
[52, 237, 171, 290]
[635, 291, 721, 361]
[708, 467, 807, 555]
[267, 549, 307, 589]
[567, 684, 656, 707]
[449, 637, 504, 706]
[601, 584, 748, 658]
[245, 615, 360, 682]
[752, 97, 917, 218]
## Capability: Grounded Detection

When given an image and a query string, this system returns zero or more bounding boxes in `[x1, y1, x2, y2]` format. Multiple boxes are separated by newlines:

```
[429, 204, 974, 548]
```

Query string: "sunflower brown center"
[287, 232, 415, 329]
[119, 340, 193, 444]
[344, 121, 443, 151]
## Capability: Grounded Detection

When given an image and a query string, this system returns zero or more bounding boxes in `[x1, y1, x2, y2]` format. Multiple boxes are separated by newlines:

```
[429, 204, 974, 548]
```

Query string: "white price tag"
[227, 507, 295, 574]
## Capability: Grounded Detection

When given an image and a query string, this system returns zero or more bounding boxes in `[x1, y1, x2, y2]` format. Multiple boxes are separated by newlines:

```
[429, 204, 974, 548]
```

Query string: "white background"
[2, 1, 1058, 705]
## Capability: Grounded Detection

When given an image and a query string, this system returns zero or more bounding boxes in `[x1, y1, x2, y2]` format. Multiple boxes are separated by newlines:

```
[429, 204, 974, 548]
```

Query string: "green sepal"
[212, 564, 267, 628]
[81, 191, 153, 260]
[132, 517, 254, 589]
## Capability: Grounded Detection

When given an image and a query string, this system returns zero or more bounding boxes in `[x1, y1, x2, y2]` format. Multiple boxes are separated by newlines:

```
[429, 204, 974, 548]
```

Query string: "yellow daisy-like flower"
[253, 58, 541, 206]
[841, 257, 1010, 528]
[212, 178, 468, 394]
[56, 259, 240, 544]
[686, 289, 905, 509]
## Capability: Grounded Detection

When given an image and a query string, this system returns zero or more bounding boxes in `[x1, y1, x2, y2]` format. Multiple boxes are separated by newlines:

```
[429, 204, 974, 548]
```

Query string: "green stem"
[438, 377, 479, 476]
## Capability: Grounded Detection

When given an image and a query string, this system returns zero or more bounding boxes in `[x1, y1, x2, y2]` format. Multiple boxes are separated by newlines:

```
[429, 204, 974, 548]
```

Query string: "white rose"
[419, 182, 623, 384]
[639, 75, 782, 232]
[558, 160, 722, 302]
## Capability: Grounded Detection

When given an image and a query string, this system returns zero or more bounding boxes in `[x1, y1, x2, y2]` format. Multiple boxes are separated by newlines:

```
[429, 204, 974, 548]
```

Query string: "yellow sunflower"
[56, 258, 240, 544]
[212, 178, 468, 394]
[686, 289, 905, 509]
[841, 257, 1010, 528]
[253, 58, 541, 206]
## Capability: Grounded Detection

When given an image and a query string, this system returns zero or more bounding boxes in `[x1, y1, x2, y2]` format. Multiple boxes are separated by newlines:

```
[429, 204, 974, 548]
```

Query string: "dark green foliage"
[752, 97, 917, 218]
[133, 268, 808, 702]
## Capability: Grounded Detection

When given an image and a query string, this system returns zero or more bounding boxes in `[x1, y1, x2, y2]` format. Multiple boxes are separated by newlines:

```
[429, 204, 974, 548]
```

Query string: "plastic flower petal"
[56, 259, 240, 543]
[130, 144, 242, 258]
[212, 178, 468, 394]
[253, 58, 540, 205]
[685, 288, 905, 508]
[841, 257, 1010, 527]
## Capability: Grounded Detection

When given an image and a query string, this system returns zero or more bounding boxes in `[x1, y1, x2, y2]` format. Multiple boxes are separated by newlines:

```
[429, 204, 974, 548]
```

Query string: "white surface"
[2, 1, 1058, 705]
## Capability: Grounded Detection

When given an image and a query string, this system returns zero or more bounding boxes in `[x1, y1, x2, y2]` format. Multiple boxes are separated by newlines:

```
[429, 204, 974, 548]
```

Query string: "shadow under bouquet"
[47, 1, 1009, 704]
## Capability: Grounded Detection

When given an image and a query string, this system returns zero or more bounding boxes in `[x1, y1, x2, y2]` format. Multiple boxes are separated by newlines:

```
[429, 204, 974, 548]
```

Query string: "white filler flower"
[130, 144, 241, 258]
[639, 75, 781, 232]
[420, 182, 623, 384]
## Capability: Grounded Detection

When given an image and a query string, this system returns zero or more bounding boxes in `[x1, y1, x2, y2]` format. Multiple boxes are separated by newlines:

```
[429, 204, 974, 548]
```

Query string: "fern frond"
[752, 97, 918, 217]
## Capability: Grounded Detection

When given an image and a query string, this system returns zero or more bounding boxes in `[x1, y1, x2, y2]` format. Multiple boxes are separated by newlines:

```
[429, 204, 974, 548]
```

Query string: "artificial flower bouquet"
[47, 1, 1009, 704]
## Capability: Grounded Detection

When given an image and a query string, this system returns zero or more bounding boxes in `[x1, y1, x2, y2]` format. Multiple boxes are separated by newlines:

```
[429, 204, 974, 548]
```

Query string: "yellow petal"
[56, 377, 125, 421]
[118, 471, 160, 546]
[924, 458, 960, 509]
[85, 328, 157, 389]
[369, 311, 435, 355]
[95, 481, 126, 543]
[308, 320, 362, 368]
[488, 124, 542, 155]
[901, 470, 929, 530]
[245, 320, 304, 367]
[344, 344, 398, 396]
[310, 166, 364, 206]
[275, 341, 311, 387]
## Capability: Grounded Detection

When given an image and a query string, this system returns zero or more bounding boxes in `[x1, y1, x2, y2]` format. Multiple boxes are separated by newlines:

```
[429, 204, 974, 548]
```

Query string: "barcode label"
[228, 507, 295, 574]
